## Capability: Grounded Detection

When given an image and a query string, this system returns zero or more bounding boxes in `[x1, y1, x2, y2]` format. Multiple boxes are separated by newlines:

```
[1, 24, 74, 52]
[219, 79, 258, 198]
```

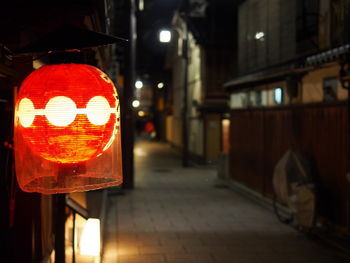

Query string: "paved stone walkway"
[102, 140, 350, 263]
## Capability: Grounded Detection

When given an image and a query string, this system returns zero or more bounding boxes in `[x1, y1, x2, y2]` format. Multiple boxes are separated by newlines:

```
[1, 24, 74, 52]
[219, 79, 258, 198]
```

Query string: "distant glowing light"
[80, 218, 101, 256]
[159, 30, 171, 43]
[135, 80, 143, 89]
[134, 147, 147, 157]
[157, 82, 164, 89]
[138, 110, 145, 117]
[255, 31, 265, 40]
[132, 100, 140, 108]
[138, 0, 144, 11]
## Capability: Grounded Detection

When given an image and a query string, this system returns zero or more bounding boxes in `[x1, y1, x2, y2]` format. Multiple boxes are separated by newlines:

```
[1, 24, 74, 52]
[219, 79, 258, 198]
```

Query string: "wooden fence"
[230, 103, 349, 227]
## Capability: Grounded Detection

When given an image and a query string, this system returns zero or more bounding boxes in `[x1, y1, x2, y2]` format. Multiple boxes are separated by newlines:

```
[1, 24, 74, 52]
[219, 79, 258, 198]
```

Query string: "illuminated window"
[255, 90, 262, 106]
[323, 77, 337, 102]
[241, 92, 249, 107]
[274, 88, 283, 104]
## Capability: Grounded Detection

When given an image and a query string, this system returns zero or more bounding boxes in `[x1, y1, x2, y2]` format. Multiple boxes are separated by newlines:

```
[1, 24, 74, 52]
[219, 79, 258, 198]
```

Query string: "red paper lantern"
[14, 64, 123, 194]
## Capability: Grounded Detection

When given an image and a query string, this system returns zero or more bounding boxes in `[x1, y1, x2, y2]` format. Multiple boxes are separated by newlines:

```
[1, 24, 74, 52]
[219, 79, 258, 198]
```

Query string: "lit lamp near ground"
[14, 63, 123, 194]
[79, 218, 101, 256]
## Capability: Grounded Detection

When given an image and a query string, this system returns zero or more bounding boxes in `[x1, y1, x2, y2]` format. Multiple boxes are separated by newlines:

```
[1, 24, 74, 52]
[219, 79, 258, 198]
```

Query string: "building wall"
[187, 34, 204, 159]
[169, 8, 235, 163]
[230, 104, 349, 227]
[166, 114, 183, 149]
[228, 64, 349, 228]
[189, 118, 203, 158]
[302, 64, 347, 103]
[188, 35, 203, 115]
[172, 117, 183, 148]
[189, 41, 232, 163]
[0, 2, 118, 262]
[188, 35, 202, 92]
[267, 0, 281, 65]
[230, 92, 247, 109]
[318, 0, 331, 49]
[204, 47, 234, 99]
[230, 63, 348, 109]
[229, 0, 350, 231]
[205, 114, 221, 162]
[169, 53, 186, 148]
[238, 0, 296, 74]
[166, 115, 173, 143]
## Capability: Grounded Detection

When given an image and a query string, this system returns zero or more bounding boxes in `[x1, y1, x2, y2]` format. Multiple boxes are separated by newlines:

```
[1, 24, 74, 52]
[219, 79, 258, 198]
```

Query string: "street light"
[132, 99, 140, 108]
[157, 82, 164, 89]
[135, 80, 143, 89]
[159, 29, 171, 43]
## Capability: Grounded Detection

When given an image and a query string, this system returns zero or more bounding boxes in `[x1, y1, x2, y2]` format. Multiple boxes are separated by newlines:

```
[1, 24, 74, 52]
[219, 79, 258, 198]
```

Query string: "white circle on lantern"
[18, 98, 35, 127]
[45, 96, 77, 127]
[86, 96, 111, 125]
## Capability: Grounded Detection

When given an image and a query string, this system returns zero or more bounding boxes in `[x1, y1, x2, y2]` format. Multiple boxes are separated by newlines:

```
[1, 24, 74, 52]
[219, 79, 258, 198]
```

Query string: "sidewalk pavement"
[102, 140, 350, 263]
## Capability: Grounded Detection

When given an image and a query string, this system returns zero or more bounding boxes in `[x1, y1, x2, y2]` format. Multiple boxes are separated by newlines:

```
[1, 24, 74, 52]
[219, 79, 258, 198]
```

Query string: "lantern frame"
[14, 63, 123, 194]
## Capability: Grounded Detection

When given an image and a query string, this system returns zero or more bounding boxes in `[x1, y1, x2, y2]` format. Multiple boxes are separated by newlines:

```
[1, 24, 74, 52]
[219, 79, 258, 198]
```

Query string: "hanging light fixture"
[14, 63, 123, 194]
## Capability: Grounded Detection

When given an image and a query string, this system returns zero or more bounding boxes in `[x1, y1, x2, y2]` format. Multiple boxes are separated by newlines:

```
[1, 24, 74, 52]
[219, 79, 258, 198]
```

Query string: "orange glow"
[16, 64, 119, 164]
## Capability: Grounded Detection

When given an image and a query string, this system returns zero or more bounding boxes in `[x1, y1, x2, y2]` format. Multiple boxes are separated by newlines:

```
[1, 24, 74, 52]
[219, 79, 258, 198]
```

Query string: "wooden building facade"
[0, 0, 121, 262]
[224, 0, 350, 230]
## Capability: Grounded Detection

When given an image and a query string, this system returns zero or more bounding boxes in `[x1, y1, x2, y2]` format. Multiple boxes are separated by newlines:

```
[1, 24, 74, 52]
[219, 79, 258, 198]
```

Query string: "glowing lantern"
[14, 64, 123, 194]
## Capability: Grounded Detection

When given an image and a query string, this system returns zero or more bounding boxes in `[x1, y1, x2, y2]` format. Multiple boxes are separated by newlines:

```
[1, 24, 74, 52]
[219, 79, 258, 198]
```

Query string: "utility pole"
[55, 194, 66, 263]
[122, 0, 136, 189]
[182, 0, 190, 167]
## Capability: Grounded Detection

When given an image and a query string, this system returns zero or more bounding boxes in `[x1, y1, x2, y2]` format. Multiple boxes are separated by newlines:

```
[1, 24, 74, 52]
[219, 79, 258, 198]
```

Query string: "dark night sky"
[136, 0, 181, 74]
[135, 0, 242, 78]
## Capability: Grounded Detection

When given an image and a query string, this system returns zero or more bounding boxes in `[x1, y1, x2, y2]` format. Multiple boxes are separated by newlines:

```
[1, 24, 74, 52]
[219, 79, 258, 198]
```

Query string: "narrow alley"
[102, 140, 350, 263]
[3, 1, 350, 262]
